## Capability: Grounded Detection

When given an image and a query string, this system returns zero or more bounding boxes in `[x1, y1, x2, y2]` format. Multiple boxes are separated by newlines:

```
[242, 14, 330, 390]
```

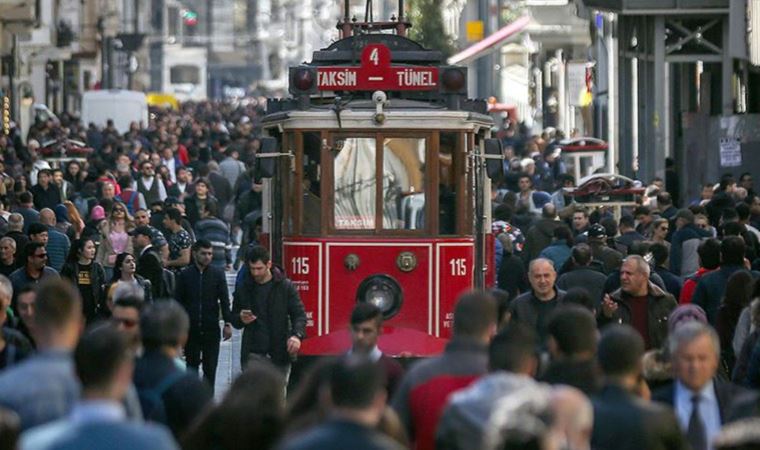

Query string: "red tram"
[256, 1, 502, 357]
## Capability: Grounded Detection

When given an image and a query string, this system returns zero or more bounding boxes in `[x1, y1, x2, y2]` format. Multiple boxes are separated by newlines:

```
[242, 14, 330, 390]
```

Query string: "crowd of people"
[0, 104, 759, 450]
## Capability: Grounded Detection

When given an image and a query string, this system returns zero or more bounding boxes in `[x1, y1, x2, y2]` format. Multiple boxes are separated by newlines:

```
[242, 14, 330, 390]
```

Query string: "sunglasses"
[112, 317, 138, 328]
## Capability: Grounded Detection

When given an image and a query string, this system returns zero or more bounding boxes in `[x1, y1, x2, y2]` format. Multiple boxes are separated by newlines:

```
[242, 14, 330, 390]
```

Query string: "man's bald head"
[39, 208, 56, 226]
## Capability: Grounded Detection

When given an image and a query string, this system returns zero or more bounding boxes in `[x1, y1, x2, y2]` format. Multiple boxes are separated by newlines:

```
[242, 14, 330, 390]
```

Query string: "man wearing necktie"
[653, 322, 756, 450]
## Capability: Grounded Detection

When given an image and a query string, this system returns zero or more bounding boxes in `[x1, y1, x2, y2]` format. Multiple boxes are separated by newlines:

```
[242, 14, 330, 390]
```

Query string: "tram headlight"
[356, 275, 403, 320]
[289, 67, 317, 95]
[440, 67, 467, 94]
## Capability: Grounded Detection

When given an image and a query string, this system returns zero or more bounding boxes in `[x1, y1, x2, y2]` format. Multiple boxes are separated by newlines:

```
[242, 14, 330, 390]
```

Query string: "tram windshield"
[332, 136, 427, 231]
[334, 137, 377, 230]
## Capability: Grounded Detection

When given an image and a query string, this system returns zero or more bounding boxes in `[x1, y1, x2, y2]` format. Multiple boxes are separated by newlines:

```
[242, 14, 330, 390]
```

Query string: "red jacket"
[680, 267, 715, 304]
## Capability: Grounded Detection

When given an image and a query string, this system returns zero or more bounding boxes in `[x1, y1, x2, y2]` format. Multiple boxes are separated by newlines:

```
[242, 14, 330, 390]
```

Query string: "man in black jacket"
[231, 245, 306, 372]
[591, 324, 686, 450]
[175, 239, 232, 391]
[132, 226, 166, 299]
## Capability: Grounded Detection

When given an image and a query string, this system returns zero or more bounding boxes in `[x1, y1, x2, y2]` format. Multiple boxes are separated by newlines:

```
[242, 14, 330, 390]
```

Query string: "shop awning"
[448, 15, 532, 65]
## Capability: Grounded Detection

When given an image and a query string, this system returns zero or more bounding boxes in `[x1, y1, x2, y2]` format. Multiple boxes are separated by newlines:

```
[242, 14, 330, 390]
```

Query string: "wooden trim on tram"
[294, 131, 304, 234]
[428, 132, 439, 237]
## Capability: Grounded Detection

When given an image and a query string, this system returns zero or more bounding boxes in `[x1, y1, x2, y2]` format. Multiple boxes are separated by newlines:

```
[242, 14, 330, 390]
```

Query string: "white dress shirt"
[674, 380, 722, 450]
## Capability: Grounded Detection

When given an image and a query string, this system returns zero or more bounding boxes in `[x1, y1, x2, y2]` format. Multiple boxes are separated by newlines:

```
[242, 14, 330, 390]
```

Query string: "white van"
[80, 90, 148, 134]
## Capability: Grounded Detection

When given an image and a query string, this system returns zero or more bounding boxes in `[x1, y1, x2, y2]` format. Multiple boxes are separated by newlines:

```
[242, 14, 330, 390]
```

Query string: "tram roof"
[262, 99, 492, 131]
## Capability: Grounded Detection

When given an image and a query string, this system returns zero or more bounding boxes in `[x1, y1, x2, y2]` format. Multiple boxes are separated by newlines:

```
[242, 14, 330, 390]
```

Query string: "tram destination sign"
[316, 44, 439, 91]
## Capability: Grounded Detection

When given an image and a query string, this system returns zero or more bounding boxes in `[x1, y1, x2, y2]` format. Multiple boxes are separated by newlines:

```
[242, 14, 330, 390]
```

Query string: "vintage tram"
[256, 1, 503, 357]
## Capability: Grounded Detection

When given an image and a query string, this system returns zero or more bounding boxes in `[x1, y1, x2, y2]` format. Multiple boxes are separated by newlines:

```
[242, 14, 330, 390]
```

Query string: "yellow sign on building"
[466, 21, 484, 42]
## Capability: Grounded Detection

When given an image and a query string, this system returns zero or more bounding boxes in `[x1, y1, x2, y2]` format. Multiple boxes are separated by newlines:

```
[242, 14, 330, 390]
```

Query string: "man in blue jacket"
[175, 239, 232, 391]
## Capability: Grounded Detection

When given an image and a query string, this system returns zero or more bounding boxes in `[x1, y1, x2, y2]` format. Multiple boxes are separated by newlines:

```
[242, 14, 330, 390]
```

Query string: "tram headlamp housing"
[440, 67, 467, 94]
[356, 275, 403, 320]
[289, 67, 317, 95]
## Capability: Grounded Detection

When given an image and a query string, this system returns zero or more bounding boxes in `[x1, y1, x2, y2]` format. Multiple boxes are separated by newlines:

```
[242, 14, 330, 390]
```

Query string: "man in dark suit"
[132, 226, 166, 299]
[591, 324, 686, 450]
[349, 303, 404, 397]
[279, 355, 403, 450]
[20, 324, 177, 450]
[652, 322, 756, 450]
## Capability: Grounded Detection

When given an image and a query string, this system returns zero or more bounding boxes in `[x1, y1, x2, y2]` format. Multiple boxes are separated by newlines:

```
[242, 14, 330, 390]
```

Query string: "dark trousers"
[185, 329, 220, 392]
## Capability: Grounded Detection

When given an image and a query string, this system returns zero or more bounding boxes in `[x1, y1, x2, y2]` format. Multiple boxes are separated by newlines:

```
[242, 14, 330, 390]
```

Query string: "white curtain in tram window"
[333, 138, 376, 229]
[383, 138, 426, 230]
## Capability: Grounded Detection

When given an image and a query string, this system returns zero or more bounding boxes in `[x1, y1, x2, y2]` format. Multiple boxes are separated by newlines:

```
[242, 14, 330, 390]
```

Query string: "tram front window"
[382, 138, 426, 230]
[334, 138, 376, 230]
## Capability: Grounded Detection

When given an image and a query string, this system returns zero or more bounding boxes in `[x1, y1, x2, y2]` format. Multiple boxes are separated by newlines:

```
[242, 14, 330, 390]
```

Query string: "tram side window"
[302, 132, 321, 234]
[382, 138, 426, 230]
[439, 132, 458, 235]
[334, 138, 376, 230]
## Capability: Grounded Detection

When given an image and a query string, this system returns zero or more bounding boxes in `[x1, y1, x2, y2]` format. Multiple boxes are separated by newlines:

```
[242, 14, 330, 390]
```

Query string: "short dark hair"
[140, 300, 189, 350]
[597, 324, 644, 377]
[488, 323, 537, 372]
[350, 303, 383, 327]
[736, 203, 751, 221]
[489, 288, 511, 324]
[571, 244, 592, 266]
[722, 208, 739, 223]
[619, 215, 635, 229]
[600, 217, 618, 237]
[75, 324, 131, 390]
[552, 225, 574, 245]
[19, 191, 33, 204]
[650, 242, 670, 267]
[628, 241, 651, 257]
[722, 236, 746, 266]
[192, 239, 213, 253]
[493, 204, 514, 222]
[562, 287, 596, 313]
[330, 355, 385, 409]
[117, 175, 133, 190]
[723, 222, 745, 238]
[656, 192, 672, 206]
[698, 238, 722, 270]
[633, 206, 650, 217]
[35, 278, 82, 333]
[453, 291, 497, 338]
[23, 241, 46, 263]
[547, 306, 597, 356]
[113, 295, 144, 312]
[27, 223, 48, 237]
[164, 208, 182, 224]
[247, 245, 271, 265]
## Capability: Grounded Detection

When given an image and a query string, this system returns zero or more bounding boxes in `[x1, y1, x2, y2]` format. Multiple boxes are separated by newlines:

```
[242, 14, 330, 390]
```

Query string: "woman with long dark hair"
[716, 270, 755, 373]
[106, 252, 152, 309]
[181, 362, 286, 450]
[61, 238, 106, 323]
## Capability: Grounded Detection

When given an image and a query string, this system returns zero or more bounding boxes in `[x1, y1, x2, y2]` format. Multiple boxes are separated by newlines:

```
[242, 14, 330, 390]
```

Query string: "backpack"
[120, 190, 139, 215]
[138, 370, 185, 424]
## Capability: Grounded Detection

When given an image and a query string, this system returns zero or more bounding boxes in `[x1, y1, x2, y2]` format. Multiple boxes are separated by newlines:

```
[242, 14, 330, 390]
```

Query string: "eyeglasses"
[112, 317, 138, 328]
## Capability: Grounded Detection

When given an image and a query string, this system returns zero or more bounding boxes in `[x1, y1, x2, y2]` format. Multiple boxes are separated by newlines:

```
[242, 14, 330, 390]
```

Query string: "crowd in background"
[0, 105, 760, 450]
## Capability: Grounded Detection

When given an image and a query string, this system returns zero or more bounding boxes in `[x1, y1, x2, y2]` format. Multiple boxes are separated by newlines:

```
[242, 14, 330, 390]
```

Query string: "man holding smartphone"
[231, 245, 306, 376]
